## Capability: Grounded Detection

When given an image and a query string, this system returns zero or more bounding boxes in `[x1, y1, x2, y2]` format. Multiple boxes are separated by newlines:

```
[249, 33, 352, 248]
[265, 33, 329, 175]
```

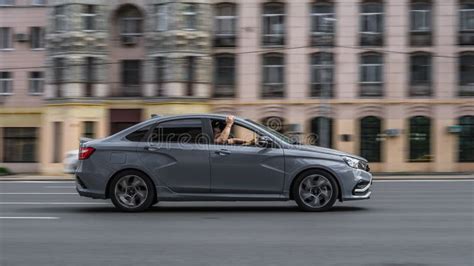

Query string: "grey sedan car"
[76, 114, 372, 212]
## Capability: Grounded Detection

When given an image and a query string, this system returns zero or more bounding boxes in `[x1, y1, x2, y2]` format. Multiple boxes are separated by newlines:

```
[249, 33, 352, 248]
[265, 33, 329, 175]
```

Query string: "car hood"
[292, 145, 367, 162]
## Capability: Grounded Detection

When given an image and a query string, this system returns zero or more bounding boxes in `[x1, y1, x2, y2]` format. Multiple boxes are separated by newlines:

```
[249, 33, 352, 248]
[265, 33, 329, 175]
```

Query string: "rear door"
[137, 118, 210, 193]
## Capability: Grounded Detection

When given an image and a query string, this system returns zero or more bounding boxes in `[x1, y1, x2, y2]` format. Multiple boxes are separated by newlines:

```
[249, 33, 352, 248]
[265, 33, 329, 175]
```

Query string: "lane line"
[0, 192, 77, 195]
[374, 179, 474, 183]
[0, 202, 109, 205]
[0, 181, 74, 184]
[43, 186, 76, 189]
[0, 217, 59, 220]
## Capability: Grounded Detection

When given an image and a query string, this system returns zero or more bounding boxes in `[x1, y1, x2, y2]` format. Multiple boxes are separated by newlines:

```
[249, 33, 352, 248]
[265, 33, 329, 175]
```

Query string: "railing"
[409, 84, 432, 97]
[262, 84, 284, 98]
[360, 83, 383, 97]
[459, 84, 474, 97]
[214, 35, 236, 47]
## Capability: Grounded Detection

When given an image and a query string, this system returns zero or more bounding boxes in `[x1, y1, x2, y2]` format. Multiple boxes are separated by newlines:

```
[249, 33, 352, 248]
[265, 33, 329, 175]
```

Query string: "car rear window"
[125, 125, 151, 142]
[150, 119, 203, 144]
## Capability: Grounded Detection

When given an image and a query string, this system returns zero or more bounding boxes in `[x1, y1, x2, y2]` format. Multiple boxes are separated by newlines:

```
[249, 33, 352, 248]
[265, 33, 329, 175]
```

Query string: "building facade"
[1, 0, 473, 174]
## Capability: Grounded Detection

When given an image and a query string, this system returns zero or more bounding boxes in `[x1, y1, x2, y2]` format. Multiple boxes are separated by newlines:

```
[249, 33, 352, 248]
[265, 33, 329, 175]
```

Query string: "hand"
[226, 115, 235, 125]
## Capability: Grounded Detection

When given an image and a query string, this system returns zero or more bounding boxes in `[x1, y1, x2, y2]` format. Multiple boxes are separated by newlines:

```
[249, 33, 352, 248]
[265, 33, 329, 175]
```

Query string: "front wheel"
[109, 170, 155, 212]
[293, 170, 338, 212]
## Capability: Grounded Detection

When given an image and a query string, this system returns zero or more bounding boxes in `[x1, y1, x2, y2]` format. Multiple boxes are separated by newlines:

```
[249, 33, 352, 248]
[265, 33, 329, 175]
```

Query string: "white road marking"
[374, 179, 474, 182]
[0, 202, 109, 205]
[0, 217, 59, 220]
[0, 181, 74, 184]
[0, 192, 77, 195]
[43, 186, 76, 189]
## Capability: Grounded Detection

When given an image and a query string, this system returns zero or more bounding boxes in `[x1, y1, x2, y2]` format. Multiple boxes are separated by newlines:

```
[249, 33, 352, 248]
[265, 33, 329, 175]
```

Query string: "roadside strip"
[0, 217, 59, 219]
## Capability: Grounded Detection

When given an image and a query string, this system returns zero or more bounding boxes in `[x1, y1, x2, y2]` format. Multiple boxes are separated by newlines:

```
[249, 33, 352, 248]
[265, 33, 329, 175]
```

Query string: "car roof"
[149, 113, 242, 121]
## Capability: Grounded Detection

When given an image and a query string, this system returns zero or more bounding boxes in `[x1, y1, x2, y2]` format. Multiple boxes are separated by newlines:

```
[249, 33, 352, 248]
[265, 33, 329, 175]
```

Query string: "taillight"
[79, 147, 95, 160]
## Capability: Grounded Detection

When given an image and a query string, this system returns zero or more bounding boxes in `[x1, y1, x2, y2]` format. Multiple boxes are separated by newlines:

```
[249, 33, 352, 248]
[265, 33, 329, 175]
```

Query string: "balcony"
[459, 84, 474, 97]
[310, 83, 334, 98]
[459, 31, 474, 46]
[214, 35, 236, 48]
[410, 32, 432, 47]
[360, 83, 383, 97]
[360, 33, 383, 46]
[310, 33, 334, 47]
[262, 35, 285, 47]
[262, 84, 284, 98]
[409, 84, 432, 97]
[213, 85, 235, 98]
[110, 85, 142, 97]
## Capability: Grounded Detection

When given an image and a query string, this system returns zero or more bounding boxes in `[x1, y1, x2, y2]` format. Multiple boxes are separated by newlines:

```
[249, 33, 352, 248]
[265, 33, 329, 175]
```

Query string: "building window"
[310, 117, 333, 148]
[155, 57, 166, 96]
[183, 3, 197, 30]
[410, 52, 432, 96]
[410, 1, 432, 46]
[83, 121, 96, 139]
[261, 116, 285, 134]
[31, 0, 46, 6]
[360, 1, 383, 46]
[0, 72, 12, 95]
[52, 122, 62, 163]
[55, 5, 67, 32]
[214, 54, 235, 98]
[3, 128, 37, 163]
[360, 116, 382, 162]
[262, 3, 285, 46]
[82, 5, 96, 31]
[409, 116, 431, 162]
[185, 56, 195, 96]
[0, 0, 15, 6]
[310, 52, 334, 98]
[29, 71, 44, 95]
[155, 4, 168, 31]
[85, 57, 96, 97]
[53, 57, 65, 97]
[310, 1, 335, 46]
[30, 27, 44, 49]
[360, 52, 383, 97]
[118, 5, 143, 45]
[459, 115, 474, 162]
[262, 53, 284, 98]
[0, 27, 12, 49]
[459, 1, 474, 45]
[214, 3, 237, 47]
[459, 53, 474, 97]
[121, 60, 141, 96]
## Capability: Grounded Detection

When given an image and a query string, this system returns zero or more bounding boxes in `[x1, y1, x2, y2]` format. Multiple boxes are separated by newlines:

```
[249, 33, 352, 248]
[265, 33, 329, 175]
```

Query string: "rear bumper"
[75, 175, 106, 199]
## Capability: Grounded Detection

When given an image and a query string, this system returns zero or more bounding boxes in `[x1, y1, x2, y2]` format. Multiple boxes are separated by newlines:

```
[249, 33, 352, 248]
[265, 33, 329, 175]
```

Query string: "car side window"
[149, 119, 205, 144]
[211, 119, 261, 146]
[125, 125, 151, 142]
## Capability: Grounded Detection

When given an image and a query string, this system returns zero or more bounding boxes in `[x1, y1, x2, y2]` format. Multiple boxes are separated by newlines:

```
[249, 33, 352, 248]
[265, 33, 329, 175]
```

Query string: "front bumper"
[342, 169, 373, 201]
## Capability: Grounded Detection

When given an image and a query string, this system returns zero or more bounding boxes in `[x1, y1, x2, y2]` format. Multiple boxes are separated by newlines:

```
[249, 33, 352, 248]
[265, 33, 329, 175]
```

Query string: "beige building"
[0, 0, 473, 174]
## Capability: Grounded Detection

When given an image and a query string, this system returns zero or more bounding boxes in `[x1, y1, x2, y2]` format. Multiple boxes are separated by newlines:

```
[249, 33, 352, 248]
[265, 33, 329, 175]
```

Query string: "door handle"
[145, 146, 159, 151]
[215, 149, 231, 156]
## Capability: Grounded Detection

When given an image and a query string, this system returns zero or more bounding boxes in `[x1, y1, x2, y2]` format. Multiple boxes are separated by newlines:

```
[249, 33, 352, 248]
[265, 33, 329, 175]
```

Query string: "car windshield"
[244, 119, 295, 144]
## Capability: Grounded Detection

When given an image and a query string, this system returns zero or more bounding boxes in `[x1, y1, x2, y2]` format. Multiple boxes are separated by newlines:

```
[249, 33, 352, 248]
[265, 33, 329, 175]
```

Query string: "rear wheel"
[109, 170, 155, 212]
[293, 170, 338, 212]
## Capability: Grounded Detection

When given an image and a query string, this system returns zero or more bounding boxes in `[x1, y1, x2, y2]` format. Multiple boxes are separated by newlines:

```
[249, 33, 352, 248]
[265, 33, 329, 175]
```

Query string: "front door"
[208, 119, 285, 194]
[137, 118, 210, 193]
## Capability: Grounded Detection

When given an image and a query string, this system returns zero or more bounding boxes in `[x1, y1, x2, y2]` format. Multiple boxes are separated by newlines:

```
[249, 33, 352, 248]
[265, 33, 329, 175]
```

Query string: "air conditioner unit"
[121, 35, 138, 45]
[15, 33, 29, 42]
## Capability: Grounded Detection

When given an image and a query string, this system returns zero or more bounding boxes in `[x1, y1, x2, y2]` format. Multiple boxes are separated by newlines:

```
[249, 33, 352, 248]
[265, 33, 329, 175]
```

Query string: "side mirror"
[257, 136, 273, 148]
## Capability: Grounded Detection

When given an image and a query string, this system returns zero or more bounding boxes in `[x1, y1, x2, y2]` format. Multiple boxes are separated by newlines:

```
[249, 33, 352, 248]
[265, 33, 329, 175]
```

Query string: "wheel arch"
[105, 168, 156, 199]
[289, 167, 343, 202]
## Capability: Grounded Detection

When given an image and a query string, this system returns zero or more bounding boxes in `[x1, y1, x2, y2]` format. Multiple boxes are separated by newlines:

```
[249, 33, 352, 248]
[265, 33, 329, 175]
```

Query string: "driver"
[213, 115, 254, 145]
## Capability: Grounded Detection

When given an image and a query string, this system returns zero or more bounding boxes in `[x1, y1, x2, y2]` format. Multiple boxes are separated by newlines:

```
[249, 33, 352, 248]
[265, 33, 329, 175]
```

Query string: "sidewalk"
[0, 173, 473, 181]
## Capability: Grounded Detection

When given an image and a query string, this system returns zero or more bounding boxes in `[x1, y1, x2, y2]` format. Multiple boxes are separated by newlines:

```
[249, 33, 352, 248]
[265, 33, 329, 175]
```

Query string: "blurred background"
[0, 0, 473, 175]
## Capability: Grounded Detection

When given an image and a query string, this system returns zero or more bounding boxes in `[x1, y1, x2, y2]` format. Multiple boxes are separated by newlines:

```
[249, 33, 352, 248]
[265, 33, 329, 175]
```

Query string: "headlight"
[343, 156, 361, 169]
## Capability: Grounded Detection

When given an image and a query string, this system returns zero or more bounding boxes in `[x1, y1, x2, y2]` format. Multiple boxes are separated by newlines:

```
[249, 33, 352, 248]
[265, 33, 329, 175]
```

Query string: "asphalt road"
[0, 180, 473, 266]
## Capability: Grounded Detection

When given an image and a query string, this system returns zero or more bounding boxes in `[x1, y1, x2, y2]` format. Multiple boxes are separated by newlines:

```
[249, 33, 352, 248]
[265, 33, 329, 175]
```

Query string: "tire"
[109, 170, 156, 212]
[292, 170, 339, 212]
